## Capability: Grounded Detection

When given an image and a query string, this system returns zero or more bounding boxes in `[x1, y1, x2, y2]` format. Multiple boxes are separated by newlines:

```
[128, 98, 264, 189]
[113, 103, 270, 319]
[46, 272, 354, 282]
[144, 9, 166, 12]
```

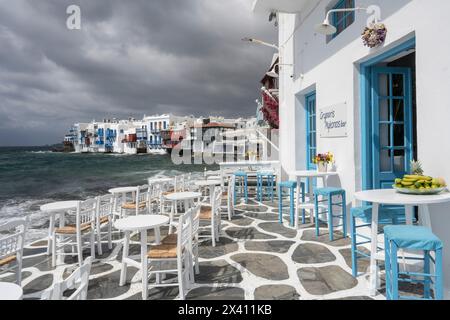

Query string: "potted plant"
[247, 150, 257, 162]
[313, 152, 334, 172]
[361, 22, 387, 48]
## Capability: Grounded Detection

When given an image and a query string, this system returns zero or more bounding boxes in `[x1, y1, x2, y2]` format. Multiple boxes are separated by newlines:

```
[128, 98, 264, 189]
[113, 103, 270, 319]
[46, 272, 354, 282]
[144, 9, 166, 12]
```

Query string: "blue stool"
[234, 171, 248, 205]
[314, 187, 347, 241]
[278, 181, 305, 227]
[256, 171, 275, 202]
[384, 225, 443, 300]
[350, 206, 408, 277]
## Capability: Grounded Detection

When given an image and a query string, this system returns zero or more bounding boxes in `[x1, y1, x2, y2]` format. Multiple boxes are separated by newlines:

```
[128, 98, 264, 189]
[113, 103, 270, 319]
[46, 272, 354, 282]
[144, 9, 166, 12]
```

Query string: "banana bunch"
[394, 175, 447, 190]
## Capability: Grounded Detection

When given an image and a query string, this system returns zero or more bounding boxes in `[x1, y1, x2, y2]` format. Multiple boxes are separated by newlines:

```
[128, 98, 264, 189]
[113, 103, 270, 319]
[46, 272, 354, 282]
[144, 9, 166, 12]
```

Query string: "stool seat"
[234, 171, 248, 177]
[384, 225, 443, 251]
[279, 181, 297, 188]
[314, 187, 344, 196]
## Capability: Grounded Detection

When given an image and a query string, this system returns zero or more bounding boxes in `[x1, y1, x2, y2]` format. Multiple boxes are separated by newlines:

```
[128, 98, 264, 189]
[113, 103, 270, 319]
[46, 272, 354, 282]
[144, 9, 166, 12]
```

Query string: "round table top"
[164, 191, 202, 201]
[114, 215, 169, 231]
[40, 201, 79, 212]
[290, 170, 339, 178]
[195, 180, 221, 187]
[207, 176, 222, 181]
[148, 178, 173, 184]
[354, 189, 450, 205]
[0, 282, 23, 300]
[108, 186, 138, 194]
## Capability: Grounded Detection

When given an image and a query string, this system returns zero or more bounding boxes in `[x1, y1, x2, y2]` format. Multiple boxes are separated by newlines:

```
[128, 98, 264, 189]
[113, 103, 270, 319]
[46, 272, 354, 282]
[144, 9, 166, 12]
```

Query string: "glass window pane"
[394, 124, 405, 147]
[394, 150, 405, 172]
[392, 74, 404, 96]
[393, 99, 404, 122]
[380, 149, 391, 172]
[378, 73, 390, 97]
[379, 99, 389, 121]
[380, 124, 390, 148]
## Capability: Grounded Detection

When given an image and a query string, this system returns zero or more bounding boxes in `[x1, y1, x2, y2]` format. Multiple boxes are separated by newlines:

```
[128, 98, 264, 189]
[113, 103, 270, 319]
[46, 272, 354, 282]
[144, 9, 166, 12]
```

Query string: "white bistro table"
[164, 192, 202, 234]
[108, 186, 139, 195]
[114, 215, 170, 300]
[354, 189, 450, 296]
[290, 171, 339, 227]
[40, 201, 79, 255]
[0, 282, 23, 300]
[194, 180, 221, 205]
[148, 177, 173, 184]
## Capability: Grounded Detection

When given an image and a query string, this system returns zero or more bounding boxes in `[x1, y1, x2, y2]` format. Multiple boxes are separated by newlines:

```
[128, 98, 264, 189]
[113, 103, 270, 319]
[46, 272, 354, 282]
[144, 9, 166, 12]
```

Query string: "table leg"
[210, 185, 214, 206]
[405, 205, 414, 225]
[140, 230, 148, 300]
[169, 200, 176, 234]
[119, 231, 130, 286]
[419, 205, 432, 228]
[369, 203, 380, 296]
[57, 212, 65, 265]
[154, 226, 162, 285]
[47, 214, 55, 255]
[308, 177, 314, 224]
[295, 177, 301, 229]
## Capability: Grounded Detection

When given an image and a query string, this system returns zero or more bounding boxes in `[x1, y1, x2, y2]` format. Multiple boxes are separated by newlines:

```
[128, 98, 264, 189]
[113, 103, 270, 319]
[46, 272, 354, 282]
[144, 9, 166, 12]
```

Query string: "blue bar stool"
[233, 171, 248, 205]
[278, 181, 305, 227]
[256, 171, 275, 202]
[384, 225, 443, 300]
[350, 206, 408, 277]
[314, 187, 347, 241]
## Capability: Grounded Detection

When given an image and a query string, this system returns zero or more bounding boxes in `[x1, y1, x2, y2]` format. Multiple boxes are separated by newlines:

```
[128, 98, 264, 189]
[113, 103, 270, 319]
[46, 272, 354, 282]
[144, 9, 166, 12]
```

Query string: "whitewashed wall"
[277, 0, 450, 295]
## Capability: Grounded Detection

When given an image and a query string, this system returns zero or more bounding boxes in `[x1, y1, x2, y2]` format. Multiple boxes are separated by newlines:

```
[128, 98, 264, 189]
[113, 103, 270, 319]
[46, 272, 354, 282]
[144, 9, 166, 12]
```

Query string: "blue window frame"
[329, 0, 355, 40]
[305, 92, 317, 170]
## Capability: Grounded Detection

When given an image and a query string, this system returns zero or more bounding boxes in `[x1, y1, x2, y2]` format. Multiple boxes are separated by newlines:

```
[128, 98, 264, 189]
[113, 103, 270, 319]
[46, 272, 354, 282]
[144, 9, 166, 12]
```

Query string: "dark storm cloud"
[0, 0, 277, 146]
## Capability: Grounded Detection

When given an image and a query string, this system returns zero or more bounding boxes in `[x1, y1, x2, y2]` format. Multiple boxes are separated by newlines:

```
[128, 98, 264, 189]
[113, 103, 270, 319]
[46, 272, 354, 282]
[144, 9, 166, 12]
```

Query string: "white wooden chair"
[161, 204, 201, 278]
[199, 187, 222, 247]
[174, 175, 185, 192]
[222, 175, 235, 221]
[121, 185, 150, 217]
[52, 199, 96, 267]
[42, 257, 92, 300]
[146, 208, 192, 300]
[95, 194, 114, 255]
[0, 218, 27, 285]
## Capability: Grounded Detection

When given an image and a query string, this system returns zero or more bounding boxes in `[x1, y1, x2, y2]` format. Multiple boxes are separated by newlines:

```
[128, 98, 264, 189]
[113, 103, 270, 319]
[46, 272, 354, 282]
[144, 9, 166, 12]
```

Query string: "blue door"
[305, 92, 317, 170]
[371, 67, 413, 190]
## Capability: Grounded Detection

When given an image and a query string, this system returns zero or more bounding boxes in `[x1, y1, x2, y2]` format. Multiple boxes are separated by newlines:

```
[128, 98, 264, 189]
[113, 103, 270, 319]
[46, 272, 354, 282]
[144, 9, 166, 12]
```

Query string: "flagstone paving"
[1, 196, 390, 300]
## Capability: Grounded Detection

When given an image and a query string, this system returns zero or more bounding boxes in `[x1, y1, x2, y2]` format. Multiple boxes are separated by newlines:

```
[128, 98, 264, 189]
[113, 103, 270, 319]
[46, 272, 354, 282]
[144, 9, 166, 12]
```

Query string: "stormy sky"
[0, 0, 277, 146]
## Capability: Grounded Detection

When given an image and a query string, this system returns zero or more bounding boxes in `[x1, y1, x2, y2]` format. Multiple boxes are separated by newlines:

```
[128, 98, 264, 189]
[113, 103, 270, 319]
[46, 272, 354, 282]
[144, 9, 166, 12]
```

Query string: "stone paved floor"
[1, 196, 391, 300]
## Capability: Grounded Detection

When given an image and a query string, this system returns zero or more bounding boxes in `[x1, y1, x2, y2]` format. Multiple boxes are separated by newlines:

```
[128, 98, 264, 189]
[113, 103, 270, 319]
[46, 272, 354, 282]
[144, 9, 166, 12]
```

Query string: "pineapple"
[410, 160, 424, 176]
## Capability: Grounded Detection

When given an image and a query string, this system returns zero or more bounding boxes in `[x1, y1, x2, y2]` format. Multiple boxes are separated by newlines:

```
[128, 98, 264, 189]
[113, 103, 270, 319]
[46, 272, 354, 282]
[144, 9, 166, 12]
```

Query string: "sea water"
[0, 146, 216, 242]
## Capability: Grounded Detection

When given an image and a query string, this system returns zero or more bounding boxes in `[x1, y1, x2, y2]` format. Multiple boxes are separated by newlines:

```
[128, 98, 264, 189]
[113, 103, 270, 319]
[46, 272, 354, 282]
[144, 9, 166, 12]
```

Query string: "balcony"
[252, 0, 309, 13]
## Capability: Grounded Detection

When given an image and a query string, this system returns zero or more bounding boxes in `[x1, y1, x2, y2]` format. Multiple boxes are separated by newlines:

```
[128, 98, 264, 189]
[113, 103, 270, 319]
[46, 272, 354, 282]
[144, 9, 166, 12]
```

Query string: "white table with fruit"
[354, 165, 450, 296]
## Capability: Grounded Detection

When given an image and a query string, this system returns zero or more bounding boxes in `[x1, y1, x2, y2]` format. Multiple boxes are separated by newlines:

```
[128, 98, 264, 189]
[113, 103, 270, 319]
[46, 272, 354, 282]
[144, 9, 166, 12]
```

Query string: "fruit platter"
[393, 175, 447, 195]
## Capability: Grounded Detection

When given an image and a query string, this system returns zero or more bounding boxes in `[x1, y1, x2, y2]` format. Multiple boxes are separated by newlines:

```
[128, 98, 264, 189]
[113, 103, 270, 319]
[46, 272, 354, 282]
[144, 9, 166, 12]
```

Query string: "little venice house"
[251, 0, 450, 297]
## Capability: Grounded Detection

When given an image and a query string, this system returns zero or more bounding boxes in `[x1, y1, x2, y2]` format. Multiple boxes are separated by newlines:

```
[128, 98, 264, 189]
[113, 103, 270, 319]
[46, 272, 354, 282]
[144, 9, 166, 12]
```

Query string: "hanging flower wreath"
[362, 23, 387, 48]
[262, 93, 279, 129]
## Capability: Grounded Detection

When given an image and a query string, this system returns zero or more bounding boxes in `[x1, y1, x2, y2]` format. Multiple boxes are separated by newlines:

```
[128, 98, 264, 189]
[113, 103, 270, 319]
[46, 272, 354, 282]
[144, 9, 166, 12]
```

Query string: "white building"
[252, 0, 450, 296]
[143, 114, 191, 153]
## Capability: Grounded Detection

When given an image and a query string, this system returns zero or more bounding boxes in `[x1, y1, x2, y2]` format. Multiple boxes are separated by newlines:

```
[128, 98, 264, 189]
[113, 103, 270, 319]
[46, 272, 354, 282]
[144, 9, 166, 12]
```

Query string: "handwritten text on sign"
[319, 103, 348, 138]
